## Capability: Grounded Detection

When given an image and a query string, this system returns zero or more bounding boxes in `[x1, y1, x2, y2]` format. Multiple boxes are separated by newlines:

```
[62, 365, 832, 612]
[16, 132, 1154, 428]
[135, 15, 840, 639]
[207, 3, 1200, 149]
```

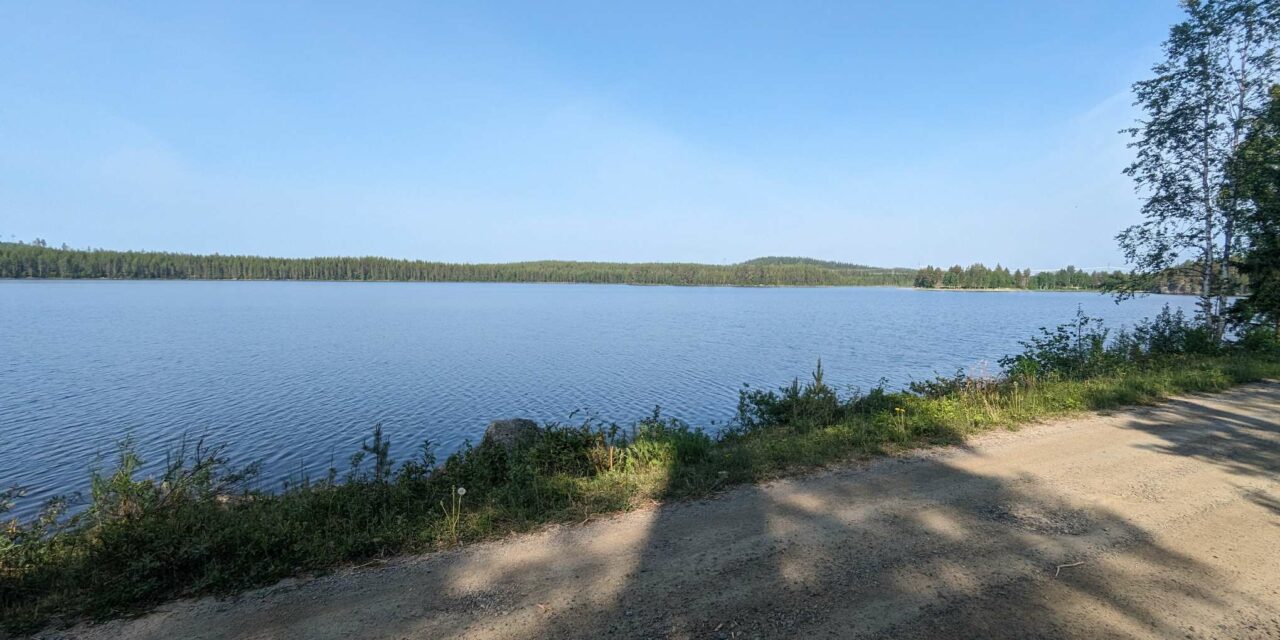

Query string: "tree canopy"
[1228, 84, 1280, 332]
[1118, 0, 1280, 337]
[912, 264, 1120, 291]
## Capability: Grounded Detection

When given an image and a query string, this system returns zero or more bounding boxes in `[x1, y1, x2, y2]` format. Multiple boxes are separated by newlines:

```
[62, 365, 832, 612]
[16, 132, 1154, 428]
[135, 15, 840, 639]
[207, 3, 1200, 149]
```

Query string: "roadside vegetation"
[3, 307, 1278, 635]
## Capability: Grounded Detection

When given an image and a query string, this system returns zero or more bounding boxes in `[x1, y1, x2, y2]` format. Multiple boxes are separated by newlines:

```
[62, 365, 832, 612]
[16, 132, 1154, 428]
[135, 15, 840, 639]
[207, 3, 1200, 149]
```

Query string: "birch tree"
[1118, 0, 1280, 338]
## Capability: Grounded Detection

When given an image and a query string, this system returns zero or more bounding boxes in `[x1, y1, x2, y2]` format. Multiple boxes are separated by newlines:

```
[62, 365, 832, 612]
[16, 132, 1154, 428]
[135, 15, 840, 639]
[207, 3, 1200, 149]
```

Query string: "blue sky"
[1, 1, 1183, 268]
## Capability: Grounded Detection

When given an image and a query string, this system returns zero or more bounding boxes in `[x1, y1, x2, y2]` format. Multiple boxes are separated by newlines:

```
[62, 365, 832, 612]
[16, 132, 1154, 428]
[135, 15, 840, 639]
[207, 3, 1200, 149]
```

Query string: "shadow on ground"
[1124, 391, 1280, 479]
[77, 385, 1280, 640]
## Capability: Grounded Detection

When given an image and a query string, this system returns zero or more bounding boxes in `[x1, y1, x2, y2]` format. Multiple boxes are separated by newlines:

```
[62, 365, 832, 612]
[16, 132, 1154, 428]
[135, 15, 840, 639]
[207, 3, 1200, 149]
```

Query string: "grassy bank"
[3, 310, 1278, 635]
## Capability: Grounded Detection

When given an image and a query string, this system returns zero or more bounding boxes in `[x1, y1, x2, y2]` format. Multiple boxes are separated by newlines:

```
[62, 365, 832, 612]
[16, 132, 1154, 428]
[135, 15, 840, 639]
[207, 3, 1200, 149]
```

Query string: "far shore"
[0, 277, 1139, 294]
[909, 286, 1117, 293]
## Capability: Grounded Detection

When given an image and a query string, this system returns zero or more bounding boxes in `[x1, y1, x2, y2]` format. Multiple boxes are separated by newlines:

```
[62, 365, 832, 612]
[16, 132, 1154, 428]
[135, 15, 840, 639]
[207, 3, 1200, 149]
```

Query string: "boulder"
[482, 418, 541, 450]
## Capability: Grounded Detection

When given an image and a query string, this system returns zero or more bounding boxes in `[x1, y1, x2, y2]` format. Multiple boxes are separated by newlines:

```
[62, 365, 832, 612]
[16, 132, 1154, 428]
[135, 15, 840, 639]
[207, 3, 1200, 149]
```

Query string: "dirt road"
[52, 384, 1280, 639]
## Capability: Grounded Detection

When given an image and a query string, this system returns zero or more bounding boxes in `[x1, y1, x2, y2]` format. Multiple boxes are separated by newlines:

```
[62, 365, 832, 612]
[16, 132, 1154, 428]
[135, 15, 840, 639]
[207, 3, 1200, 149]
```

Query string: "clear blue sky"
[1, 1, 1184, 268]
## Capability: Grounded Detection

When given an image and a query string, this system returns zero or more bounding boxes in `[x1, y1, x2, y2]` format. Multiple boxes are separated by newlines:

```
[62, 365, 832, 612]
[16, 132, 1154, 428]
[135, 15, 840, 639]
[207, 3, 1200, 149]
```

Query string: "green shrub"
[908, 368, 969, 399]
[1237, 324, 1280, 353]
[999, 307, 1118, 379]
[518, 424, 604, 477]
[736, 360, 843, 432]
[628, 411, 713, 469]
[1000, 305, 1225, 381]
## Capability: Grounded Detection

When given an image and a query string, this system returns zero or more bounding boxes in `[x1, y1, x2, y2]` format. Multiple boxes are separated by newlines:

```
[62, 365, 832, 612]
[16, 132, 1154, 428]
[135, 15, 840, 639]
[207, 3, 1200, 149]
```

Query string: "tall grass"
[2, 309, 1278, 634]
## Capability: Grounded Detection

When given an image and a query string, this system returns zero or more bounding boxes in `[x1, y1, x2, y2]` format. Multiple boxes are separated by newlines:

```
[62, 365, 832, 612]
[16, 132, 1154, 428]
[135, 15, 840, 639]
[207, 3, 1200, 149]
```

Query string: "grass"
[2, 315, 1279, 635]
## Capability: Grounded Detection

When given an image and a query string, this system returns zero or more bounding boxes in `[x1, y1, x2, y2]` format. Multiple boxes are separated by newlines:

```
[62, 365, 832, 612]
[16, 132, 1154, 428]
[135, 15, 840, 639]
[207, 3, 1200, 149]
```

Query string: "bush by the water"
[996, 305, 1219, 380]
[3, 307, 1279, 634]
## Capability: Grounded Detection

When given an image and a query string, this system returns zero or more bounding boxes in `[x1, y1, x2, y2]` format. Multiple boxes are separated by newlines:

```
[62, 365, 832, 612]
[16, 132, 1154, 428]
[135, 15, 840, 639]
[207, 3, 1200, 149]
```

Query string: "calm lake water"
[1, 281, 1196, 514]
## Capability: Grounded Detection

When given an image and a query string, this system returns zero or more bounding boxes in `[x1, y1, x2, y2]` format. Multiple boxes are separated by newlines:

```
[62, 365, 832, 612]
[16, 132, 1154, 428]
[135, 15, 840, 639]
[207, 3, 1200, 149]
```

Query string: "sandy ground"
[43, 383, 1280, 640]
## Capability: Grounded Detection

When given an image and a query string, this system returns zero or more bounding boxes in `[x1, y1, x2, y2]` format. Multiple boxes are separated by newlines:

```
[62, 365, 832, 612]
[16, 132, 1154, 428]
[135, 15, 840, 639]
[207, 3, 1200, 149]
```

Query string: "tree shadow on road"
[436, 386, 1280, 639]
[413, 444, 1273, 638]
[1118, 388, 1280, 479]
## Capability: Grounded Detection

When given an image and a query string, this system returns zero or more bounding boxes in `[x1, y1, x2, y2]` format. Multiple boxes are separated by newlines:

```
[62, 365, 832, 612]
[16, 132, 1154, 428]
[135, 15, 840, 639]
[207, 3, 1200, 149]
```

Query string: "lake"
[1, 281, 1196, 514]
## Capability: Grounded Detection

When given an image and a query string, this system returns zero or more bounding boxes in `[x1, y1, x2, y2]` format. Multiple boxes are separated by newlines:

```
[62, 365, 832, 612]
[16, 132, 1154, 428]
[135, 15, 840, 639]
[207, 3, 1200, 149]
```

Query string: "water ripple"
[0, 281, 1196, 517]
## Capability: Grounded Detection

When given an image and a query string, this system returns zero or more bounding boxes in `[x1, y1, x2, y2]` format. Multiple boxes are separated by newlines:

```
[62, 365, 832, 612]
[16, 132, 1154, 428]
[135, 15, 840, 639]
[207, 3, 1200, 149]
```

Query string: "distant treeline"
[0, 242, 916, 287]
[6, 241, 1215, 292]
[912, 262, 1246, 294]
[912, 264, 1119, 290]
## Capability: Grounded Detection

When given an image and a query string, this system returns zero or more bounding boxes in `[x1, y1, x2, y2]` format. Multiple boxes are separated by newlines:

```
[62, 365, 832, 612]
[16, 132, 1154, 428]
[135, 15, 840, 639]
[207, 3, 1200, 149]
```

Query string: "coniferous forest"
[0, 241, 1207, 292]
[0, 242, 918, 287]
[910, 264, 1118, 291]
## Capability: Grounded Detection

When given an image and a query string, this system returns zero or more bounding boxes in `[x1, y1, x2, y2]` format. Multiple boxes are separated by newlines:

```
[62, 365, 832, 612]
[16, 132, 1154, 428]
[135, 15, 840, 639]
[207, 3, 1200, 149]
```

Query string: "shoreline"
[5, 347, 1278, 634]
[0, 277, 1129, 293]
[45, 381, 1280, 639]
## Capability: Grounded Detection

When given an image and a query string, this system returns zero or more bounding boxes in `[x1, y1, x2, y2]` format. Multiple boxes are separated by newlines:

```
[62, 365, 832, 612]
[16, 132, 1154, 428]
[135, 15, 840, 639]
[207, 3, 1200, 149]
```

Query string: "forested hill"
[0, 243, 917, 287]
[739, 256, 878, 270]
